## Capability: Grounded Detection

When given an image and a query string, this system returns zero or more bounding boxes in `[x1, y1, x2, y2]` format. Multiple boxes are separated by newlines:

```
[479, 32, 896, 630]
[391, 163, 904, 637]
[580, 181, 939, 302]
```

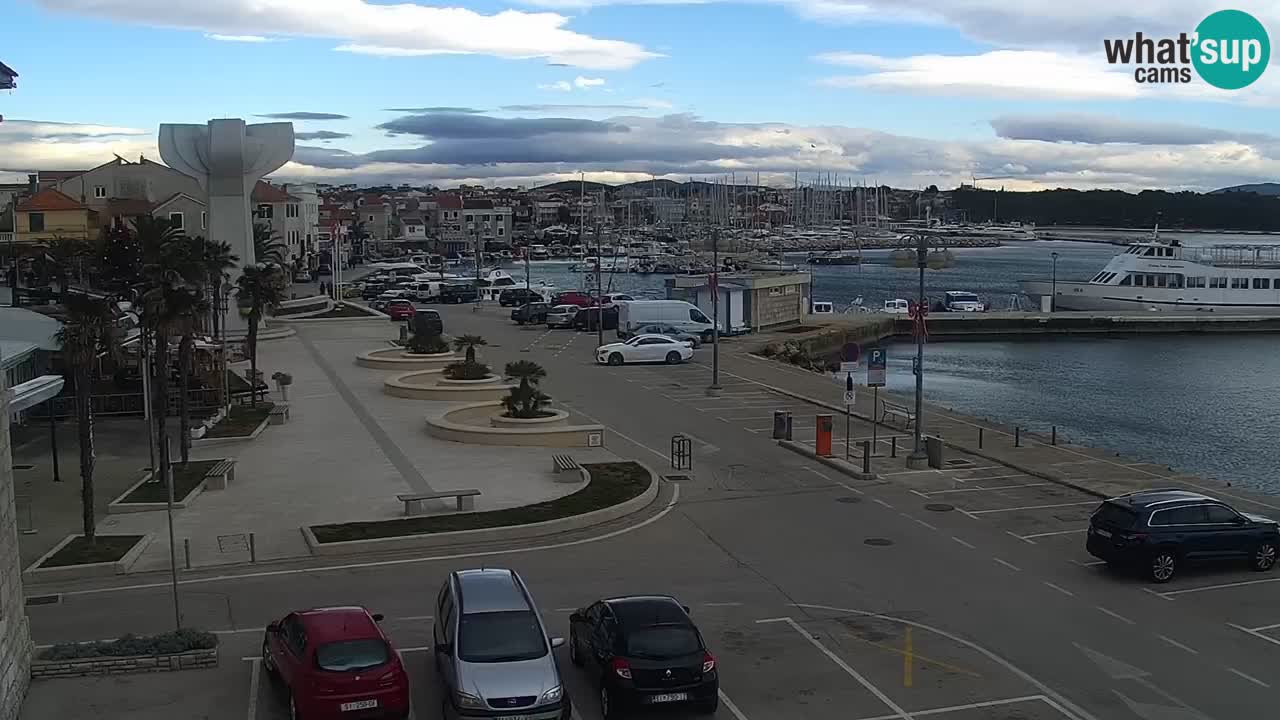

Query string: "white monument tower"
[158, 118, 294, 334]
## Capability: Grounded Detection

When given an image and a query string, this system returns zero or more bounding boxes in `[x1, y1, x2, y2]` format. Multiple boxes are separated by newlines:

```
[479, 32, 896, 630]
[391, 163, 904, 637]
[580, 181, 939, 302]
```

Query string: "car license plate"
[648, 693, 689, 704]
[495, 716, 532, 720]
[1095, 528, 1111, 538]
[340, 699, 378, 711]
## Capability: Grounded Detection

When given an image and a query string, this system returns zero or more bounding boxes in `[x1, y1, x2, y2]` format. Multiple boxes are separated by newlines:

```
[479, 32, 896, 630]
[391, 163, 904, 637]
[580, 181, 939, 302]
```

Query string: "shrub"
[41, 628, 217, 660]
[444, 360, 491, 380]
[409, 334, 450, 354]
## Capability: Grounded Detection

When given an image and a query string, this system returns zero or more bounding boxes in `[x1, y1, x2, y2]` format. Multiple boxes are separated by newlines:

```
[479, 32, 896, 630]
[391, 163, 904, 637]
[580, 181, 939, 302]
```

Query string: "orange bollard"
[816, 414, 834, 457]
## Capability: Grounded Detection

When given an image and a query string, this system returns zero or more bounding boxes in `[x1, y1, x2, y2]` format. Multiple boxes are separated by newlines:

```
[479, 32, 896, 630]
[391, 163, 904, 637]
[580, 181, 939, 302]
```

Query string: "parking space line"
[957, 508, 980, 520]
[952, 536, 976, 549]
[969, 501, 1096, 515]
[246, 658, 262, 720]
[1228, 623, 1280, 648]
[993, 558, 1021, 572]
[1250, 621, 1280, 632]
[1229, 668, 1269, 688]
[852, 696, 1050, 720]
[777, 617, 914, 719]
[1020, 528, 1087, 540]
[718, 689, 751, 720]
[901, 513, 937, 531]
[1072, 559, 1107, 567]
[872, 498, 894, 509]
[1156, 634, 1198, 655]
[1007, 531, 1037, 545]
[1094, 606, 1135, 625]
[1157, 575, 1280, 597]
[1042, 582, 1075, 597]
[928, 482, 1052, 494]
[909, 489, 930, 499]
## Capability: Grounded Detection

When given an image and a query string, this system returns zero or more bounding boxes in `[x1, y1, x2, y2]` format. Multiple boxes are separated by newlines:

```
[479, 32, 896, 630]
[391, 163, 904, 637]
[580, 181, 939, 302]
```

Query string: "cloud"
[501, 103, 657, 111]
[294, 130, 353, 141]
[38, 0, 657, 70]
[257, 112, 350, 121]
[539, 81, 574, 92]
[575, 76, 605, 88]
[0, 119, 149, 141]
[0, 120, 156, 175]
[378, 113, 627, 139]
[384, 106, 484, 114]
[205, 33, 274, 42]
[991, 114, 1274, 145]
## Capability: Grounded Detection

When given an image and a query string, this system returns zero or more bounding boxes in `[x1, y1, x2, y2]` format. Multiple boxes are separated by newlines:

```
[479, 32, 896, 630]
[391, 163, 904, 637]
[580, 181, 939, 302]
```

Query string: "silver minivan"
[434, 569, 570, 720]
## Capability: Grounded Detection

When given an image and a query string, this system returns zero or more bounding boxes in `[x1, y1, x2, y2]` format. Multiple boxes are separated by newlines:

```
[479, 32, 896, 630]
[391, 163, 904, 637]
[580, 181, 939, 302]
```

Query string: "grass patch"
[311, 461, 651, 543]
[121, 460, 222, 504]
[274, 299, 329, 316]
[310, 303, 380, 318]
[40, 535, 144, 568]
[204, 402, 274, 438]
[40, 629, 217, 660]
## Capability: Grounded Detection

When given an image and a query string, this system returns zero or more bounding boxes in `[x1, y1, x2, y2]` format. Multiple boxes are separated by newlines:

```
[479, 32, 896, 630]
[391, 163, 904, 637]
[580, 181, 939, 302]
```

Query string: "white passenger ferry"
[1022, 236, 1280, 313]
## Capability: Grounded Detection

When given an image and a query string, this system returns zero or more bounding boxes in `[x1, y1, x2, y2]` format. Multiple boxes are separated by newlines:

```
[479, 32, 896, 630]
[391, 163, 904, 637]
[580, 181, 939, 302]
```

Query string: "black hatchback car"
[569, 595, 718, 718]
[511, 302, 551, 325]
[1086, 489, 1280, 582]
[499, 288, 544, 307]
[439, 283, 480, 304]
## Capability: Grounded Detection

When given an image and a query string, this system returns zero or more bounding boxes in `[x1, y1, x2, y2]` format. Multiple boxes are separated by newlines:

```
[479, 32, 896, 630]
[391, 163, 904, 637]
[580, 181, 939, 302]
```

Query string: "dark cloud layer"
[991, 114, 1274, 146]
[377, 112, 628, 139]
[295, 130, 352, 141]
[257, 112, 350, 120]
[383, 106, 484, 114]
[501, 103, 653, 112]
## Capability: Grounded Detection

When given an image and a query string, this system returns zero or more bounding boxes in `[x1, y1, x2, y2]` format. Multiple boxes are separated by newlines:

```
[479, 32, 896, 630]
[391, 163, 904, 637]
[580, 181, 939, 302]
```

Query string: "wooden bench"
[879, 400, 916, 428]
[268, 403, 290, 425]
[397, 489, 481, 516]
[204, 460, 236, 491]
[552, 454, 580, 474]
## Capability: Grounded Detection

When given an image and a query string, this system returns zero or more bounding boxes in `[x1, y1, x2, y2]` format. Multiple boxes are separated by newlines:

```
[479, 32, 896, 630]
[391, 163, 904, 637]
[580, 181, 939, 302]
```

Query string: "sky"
[2, 0, 1280, 192]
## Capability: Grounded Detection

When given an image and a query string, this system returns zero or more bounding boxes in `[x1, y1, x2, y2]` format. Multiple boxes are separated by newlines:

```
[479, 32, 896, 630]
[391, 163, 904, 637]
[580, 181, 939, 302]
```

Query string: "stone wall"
[30, 648, 218, 678]
[0, 361, 33, 720]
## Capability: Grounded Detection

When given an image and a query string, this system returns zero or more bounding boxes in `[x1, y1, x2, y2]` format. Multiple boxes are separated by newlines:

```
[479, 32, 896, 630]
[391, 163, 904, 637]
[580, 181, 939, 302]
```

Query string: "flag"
[710, 272, 719, 303]
[908, 301, 929, 341]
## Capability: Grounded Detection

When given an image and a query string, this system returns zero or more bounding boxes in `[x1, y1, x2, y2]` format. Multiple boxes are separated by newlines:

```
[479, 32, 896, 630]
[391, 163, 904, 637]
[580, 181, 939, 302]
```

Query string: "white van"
[618, 300, 714, 342]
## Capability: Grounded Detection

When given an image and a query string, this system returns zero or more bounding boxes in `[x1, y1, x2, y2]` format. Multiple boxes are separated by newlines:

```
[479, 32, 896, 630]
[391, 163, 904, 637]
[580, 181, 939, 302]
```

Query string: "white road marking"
[1157, 575, 1280, 597]
[1228, 623, 1280, 648]
[395, 614, 435, 621]
[246, 658, 262, 720]
[851, 695, 1051, 720]
[993, 558, 1021, 572]
[777, 617, 914, 719]
[1020, 528, 1087, 540]
[872, 498, 894, 509]
[1250, 621, 1280, 632]
[883, 468, 944, 476]
[1155, 634, 1198, 655]
[957, 508, 980, 520]
[702, 602, 744, 607]
[1007, 532, 1037, 545]
[909, 489, 931, 499]
[213, 628, 263, 635]
[55, 484, 681, 597]
[1140, 588, 1174, 602]
[1042, 582, 1075, 597]
[553, 607, 578, 612]
[969, 501, 1096, 515]
[802, 466, 833, 482]
[901, 513, 937, 531]
[952, 536, 976, 550]
[1229, 668, 1270, 688]
[1072, 559, 1107, 567]
[929, 482, 1052, 494]
[1094, 606, 1135, 625]
[794, 603, 1100, 720]
[718, 689, 751, 720]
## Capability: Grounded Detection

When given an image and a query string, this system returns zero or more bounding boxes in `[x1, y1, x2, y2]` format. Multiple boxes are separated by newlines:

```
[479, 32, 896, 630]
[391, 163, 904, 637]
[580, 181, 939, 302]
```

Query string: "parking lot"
[24, 602, 1094, 720]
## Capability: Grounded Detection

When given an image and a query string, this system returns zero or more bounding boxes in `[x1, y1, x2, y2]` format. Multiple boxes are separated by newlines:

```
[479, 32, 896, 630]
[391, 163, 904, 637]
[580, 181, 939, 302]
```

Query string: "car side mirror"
[372, 613, 385, 622]
[266, 621, 281, 634]
[550, 637, 566, 649]
[681, 605, 691, 615]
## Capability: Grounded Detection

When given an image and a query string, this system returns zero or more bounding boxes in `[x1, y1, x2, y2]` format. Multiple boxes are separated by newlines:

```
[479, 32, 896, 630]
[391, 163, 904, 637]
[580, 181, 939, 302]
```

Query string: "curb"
[192, 413, 271, 447]
[300, 462, 661, 557]
[777, 440, 878, 481]
[107, 473, 207, 514]
[22, 533, 154, 584]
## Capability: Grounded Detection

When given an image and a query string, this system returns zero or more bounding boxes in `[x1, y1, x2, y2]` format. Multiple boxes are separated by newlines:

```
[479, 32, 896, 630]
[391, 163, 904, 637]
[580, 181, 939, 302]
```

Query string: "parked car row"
[261, 569, 719, 720]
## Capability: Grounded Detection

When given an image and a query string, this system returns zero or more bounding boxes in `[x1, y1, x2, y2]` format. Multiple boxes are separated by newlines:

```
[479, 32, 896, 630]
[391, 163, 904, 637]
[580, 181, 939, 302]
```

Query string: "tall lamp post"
[907, 233, 929, 468]
[706, 228, 722, 396]
[1050, 251, 1059, 312]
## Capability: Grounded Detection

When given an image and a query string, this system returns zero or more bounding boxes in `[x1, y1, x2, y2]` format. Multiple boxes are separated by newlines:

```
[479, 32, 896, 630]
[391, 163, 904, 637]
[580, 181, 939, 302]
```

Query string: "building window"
[94, 185, 107, 198]
[465, 214, 473, 222]
[168, 212, 184, 229]
[368, 215, 375, 222]
[286, 204, 299, 218]
[497, 227, 504, 236]
[29, 212, 45, 232]
[201, 211, 207, 229]
[483, 214, 491, 222]
[257, 204, 273, 219]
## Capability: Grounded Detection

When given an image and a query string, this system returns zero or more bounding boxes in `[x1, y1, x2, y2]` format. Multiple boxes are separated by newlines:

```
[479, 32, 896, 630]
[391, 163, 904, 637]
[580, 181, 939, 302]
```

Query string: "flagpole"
[706, 228, 722, 396]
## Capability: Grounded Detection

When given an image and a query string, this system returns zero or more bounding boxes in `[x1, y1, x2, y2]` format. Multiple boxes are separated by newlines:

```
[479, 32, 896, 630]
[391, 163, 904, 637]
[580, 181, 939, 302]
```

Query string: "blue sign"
[867, 348, 887, 387]
[843, 342, 860, 363]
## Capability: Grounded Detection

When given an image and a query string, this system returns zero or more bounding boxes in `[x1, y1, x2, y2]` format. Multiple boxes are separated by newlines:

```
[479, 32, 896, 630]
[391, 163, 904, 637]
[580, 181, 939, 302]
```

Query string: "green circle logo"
[1193, 9, 1270, 89]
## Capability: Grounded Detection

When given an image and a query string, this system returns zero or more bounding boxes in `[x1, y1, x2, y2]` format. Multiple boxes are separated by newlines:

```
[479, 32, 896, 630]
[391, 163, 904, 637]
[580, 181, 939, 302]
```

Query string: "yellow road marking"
[904, 627, 913, 688]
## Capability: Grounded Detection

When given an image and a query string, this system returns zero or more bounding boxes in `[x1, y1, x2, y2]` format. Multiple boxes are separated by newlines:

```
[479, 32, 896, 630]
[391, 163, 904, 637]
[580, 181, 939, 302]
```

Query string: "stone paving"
[95, 320, 619, 572]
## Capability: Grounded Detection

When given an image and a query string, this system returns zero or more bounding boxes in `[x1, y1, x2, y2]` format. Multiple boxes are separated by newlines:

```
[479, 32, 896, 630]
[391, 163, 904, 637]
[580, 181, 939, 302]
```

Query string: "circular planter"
[357, 348, 459, 370]
[490, 409, 569, 428]
[384, 370, 513, 401]
[438, 375, 501, 386]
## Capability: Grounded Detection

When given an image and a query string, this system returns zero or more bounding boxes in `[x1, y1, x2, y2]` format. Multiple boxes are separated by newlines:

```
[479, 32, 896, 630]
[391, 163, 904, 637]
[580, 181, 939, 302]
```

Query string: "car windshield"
[1093, 502, 1139, 529]
[949, 293, 979, 303]
[458, 611, 548, 663]
[624, 625, 702, 659]
[315, 639, 390, 672]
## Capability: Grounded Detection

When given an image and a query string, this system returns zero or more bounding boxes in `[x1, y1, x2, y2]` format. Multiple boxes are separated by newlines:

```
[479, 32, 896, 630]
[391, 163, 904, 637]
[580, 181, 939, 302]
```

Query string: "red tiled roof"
[17, 188, 87, 212]
[252, 180, 296, 203]
[463, 198, 493, 210]
[433, 194, 463, 210]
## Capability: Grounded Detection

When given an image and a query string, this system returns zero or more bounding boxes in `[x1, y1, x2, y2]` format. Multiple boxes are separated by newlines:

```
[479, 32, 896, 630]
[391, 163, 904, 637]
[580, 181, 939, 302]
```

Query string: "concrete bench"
[879, 400, 916, 428]
[268, 403, 290, 425]
[204, 460, 236, 491]
[397, 489, 481, 516]
[552, 454, 580, 474]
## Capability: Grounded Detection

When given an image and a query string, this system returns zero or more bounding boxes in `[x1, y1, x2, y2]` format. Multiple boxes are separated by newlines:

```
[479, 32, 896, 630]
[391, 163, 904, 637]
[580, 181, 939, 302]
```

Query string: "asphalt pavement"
[20, 301, 1280, 720]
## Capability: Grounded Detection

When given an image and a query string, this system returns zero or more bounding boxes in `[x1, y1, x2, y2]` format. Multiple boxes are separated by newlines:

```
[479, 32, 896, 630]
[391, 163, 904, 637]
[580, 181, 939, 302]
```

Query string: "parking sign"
[867, 348, 886, 387]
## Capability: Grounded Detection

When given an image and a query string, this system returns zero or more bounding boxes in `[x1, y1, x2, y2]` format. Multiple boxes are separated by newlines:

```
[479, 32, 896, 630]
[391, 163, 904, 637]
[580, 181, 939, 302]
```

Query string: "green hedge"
[40, 629, 218, 660]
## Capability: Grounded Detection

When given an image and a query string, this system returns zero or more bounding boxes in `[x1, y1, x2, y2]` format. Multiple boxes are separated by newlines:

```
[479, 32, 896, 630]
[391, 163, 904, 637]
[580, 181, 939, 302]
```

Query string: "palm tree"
[451, 334, 487, 365]
[501, 360, 551, 419]
[56, 294, 116, 542]
[253, 223, 287, 266]
[235, 264, 288, 407]
[199, 239, 238, 340]
[42, 235, 86, 303]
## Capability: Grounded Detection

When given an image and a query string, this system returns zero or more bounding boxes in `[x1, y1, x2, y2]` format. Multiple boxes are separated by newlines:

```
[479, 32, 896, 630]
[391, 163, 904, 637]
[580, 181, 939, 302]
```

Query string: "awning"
[8, 374, 65, 413]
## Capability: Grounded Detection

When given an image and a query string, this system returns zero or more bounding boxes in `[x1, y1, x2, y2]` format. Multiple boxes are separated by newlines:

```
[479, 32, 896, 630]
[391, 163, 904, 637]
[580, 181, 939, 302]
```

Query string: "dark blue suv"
[1087, 489, 1280, 583]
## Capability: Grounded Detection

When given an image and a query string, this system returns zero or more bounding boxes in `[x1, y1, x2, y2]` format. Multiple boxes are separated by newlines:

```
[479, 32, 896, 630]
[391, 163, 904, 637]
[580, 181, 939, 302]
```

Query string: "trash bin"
[773, 410, 788, 440]
[399, 323, 409, 342]
[926, 435, 944, 469]
[816, 414, 834, 457]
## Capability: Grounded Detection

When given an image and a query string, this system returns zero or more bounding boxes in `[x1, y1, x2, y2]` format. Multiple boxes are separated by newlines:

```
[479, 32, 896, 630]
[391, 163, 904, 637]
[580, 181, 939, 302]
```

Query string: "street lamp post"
[1050, 251, 1059, 313]
[706, 228, 722, 396]
[907, 233, 929, 468]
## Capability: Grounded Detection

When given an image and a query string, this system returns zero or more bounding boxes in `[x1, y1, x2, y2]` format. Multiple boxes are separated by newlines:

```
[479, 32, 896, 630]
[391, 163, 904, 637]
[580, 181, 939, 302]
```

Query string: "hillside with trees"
[950, 187, 1280, 231]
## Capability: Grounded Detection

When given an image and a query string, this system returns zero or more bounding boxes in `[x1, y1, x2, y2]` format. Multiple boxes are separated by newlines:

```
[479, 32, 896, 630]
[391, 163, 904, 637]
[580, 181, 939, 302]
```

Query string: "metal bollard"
[249, 532, 257, 563]
[1015, 427, 1021, 447]
[891, 436, 898, 458]
[183, 538, 191, 570]
[861, 441, 871, 474]
[978, 427, 984, 449]
[1051, 426, 1057, 446]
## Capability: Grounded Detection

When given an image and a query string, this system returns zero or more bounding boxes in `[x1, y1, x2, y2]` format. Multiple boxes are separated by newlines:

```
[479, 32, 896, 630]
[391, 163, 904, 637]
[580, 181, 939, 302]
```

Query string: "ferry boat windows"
[1210, 277, 1228, 288]
[1252, 278, 1271, 290]
[1119, 274, 1132, 286]
[1186, 277, 1206, 288]
[1231, 277, 1249, 289]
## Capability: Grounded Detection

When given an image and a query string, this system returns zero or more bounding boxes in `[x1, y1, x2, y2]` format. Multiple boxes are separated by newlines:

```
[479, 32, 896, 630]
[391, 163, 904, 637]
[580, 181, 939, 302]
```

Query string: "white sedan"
[597, 334, 694, 366]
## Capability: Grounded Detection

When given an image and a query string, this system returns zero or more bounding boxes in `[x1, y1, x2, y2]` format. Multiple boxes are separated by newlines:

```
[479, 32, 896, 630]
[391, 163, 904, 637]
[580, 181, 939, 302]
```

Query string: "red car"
[262, 606, 410, 720]
[384, 299, 417, 321]
[552, 291, 597, 307]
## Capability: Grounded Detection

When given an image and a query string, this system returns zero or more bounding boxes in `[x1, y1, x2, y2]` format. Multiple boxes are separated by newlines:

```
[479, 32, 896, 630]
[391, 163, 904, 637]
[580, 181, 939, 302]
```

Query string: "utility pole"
[706, 228, 722, 396]
[595, 222, 604, 350]
[907, 233, 929, 469]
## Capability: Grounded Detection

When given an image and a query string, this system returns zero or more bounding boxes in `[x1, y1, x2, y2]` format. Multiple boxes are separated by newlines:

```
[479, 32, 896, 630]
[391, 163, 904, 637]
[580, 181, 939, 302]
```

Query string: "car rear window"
[315, 639, 390, 672]
[624, 625, 702, 659]
[1093, 502, 1138, 529]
